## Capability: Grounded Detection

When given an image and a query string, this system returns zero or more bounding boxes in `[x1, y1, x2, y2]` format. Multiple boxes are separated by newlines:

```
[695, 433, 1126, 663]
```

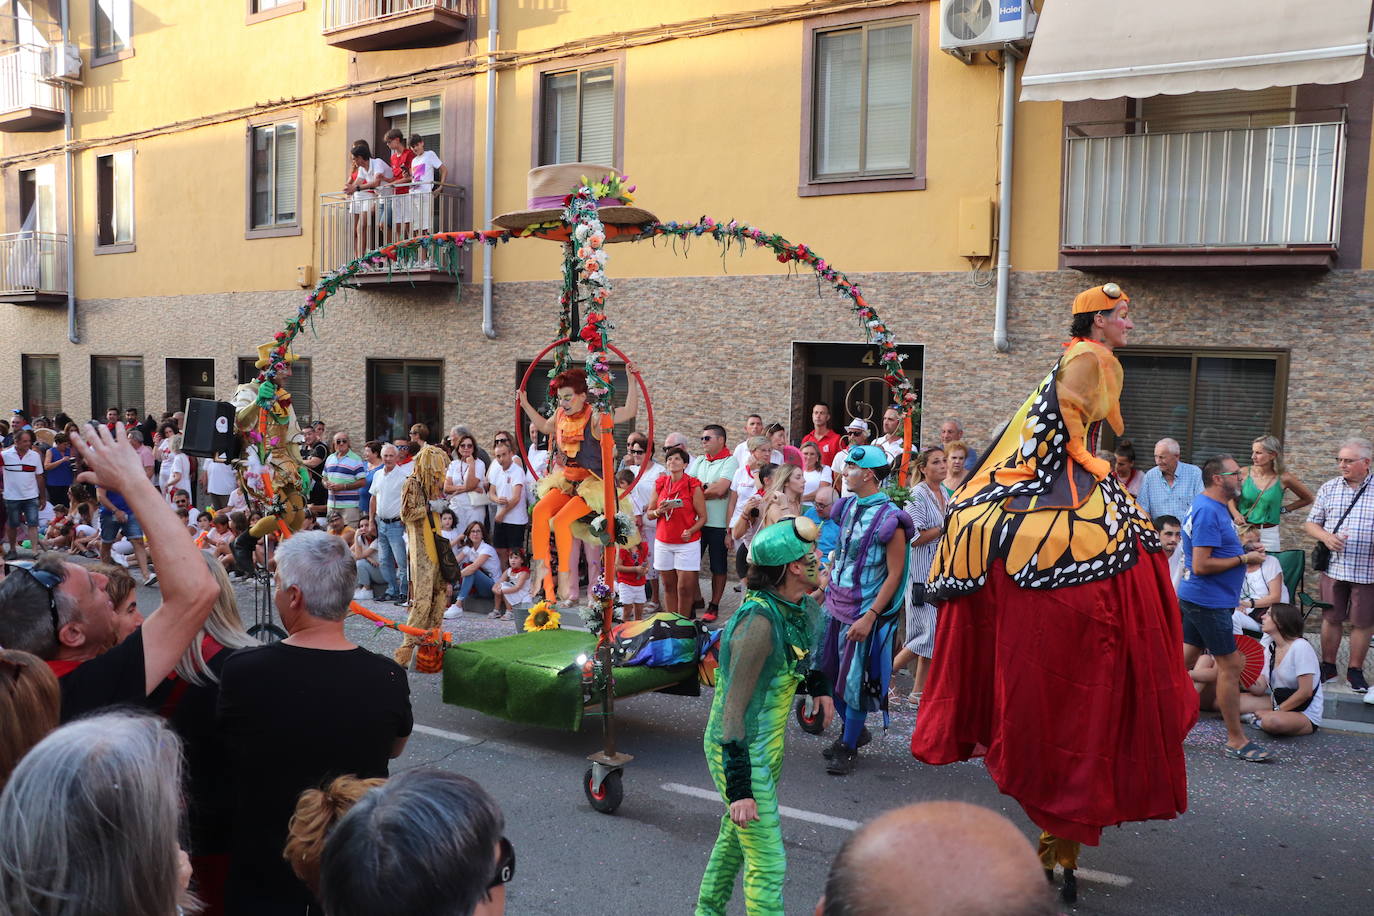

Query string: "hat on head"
[747, 517, 820, 567]
[492, 164, 656, 238]
[255, 342, 301, 370]
[844, 445, 890, 469]
[844, 418, 869, 434]
[1072, 282, 1129, 315]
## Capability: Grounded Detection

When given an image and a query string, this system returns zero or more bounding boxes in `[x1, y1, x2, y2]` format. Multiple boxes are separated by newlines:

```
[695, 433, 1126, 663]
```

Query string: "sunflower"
[523, 601, 562, 632]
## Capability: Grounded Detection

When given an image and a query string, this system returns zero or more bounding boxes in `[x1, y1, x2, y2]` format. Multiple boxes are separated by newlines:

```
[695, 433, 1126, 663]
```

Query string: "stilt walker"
[696, 518, 833, 916]
[393, 444, 451, 669]
[910, 284, 1197, 904]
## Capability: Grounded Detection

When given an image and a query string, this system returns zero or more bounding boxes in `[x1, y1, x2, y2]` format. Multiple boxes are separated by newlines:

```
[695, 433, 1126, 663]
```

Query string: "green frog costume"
[696, 519, 829, 916]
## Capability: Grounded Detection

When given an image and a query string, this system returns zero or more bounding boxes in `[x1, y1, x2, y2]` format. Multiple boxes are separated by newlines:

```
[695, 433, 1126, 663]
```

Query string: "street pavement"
[145, 572, 1374, 914]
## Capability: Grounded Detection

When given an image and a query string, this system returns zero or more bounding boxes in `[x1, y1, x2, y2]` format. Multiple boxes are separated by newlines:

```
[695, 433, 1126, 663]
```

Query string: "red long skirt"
[910, 551, 1196, 845]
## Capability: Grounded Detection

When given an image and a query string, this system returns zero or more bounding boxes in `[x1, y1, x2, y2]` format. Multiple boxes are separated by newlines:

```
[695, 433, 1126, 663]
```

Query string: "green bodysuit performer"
[696, 518, 835, 916]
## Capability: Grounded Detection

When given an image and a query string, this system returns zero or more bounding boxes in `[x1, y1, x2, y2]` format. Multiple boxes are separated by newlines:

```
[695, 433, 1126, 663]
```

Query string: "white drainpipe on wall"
[481, 0, 499, 339]
[61, 0, 77, 343]
[993, 46, 1021, 354]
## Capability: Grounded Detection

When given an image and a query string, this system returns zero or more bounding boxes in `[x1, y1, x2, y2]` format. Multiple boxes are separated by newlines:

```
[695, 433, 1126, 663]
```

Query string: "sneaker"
[820, 728, 872, 760]
[3, 549, 16, 561]
[392, 594, 410, 607]
[443, 605, 462, 620]
[1320, 661, 1339, 683]
[1239, 712, 1259, 727]
[825, 745, 858, 776]
[143, 572, 158, 587]
[702, 604, 719, 624]
[1348, 668, 1370, 693]
[352, 588, 371, 602]
[381, 592, 399, 602]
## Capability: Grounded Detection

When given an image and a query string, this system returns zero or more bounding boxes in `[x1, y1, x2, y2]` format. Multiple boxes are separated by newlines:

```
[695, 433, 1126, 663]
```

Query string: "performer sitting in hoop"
[518, 365, 640, 604]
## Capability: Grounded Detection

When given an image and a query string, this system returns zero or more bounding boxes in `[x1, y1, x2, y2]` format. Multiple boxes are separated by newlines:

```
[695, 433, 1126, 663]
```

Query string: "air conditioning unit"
[42, 43, 83, 85]
[940, 0, 1037, 62]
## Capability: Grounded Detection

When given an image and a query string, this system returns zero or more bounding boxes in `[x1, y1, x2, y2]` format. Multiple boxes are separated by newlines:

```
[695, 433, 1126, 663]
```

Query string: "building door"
[793, 342, 924, 444]
[17, 164, 56, 290]
[166, 358, 215, 412]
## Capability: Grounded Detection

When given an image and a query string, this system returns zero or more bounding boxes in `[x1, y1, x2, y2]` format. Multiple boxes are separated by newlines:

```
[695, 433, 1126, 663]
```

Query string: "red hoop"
[514, 338, 655, 500]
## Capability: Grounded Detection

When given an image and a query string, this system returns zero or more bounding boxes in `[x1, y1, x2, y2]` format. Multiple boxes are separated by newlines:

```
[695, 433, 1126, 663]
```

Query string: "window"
[91, 356, 144, 419]
[238, 357, 313, 424]
[95, 150, 134, 250]
[249, 121, 299, 231]
[247, 0, 305, 24]
[1110, 349, 1289, 466]
[367, 360, 442, 444]
[377, 96, 441, 160]
[21, 355, 60, 419]
[539, 65, 616, 165]
[93, 0, 132, 63]
[812, 19, 917, 180]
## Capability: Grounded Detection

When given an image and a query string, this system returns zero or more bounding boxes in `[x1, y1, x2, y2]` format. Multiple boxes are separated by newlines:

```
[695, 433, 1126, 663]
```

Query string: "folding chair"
[1274, 548, 1332, 621]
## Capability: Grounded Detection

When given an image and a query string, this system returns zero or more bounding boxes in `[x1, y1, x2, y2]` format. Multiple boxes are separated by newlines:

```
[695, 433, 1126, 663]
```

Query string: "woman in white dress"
[893, 446, 948, 708]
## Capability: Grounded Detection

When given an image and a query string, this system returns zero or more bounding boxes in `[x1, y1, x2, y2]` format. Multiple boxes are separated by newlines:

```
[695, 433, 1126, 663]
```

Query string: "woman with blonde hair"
[941, 439, 970, 498]
[0, 649, 60, 790]
[1232, 435, 1314, 552]
[761, 462, 805, 527]
[893, 447, 947, 707]
[284, 775, 387, 899]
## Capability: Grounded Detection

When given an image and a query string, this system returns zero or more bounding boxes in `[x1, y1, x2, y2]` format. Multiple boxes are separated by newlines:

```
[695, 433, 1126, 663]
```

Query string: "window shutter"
[1192, 357, 1278, 462]
[863, 24, 913, 172]
[1117, 353, 1194, 458]
[118, 358, 144, 415]
[251, 126, 272, 228]
[579, 67, 615, 164]
[113, 151, 134, 245]
[814, 29, 862, 176]
[1141, 87, 1294, 133]
[283, 358, 313, 424]
[409, 97, 442, 158]
[275, 123, 298, 224]
[541, 73, 579, 164]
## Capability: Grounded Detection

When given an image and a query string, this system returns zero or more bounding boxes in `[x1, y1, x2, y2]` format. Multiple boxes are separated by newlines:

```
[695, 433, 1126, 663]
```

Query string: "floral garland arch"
[253, 181, 918, 642]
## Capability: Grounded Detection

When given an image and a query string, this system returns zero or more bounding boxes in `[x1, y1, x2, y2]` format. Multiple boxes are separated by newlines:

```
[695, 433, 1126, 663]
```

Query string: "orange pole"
[898, 413, 913, 486]
[599, 412, 617, 646]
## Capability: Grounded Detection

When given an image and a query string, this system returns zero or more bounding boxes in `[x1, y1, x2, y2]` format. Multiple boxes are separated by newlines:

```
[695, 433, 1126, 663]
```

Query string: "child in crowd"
[616, 517, 650, 621]
[71, 503, 100, 557]
[492, 546, 533, 623]
[39, 504, 73, 552]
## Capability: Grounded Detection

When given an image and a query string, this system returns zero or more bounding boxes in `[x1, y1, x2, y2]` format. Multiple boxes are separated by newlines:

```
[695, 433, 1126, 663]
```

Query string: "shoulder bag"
[427, 510, 462, 584]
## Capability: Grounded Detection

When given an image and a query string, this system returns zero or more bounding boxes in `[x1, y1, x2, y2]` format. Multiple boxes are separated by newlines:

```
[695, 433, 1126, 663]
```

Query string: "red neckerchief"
[510, 566, 529, 575]
[47, 658, 82, 678]
[703, 448, 731, 463]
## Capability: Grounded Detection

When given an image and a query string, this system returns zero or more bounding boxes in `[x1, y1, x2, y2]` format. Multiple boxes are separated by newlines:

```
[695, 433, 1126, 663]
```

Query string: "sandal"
[1224, 741, 1275, 763]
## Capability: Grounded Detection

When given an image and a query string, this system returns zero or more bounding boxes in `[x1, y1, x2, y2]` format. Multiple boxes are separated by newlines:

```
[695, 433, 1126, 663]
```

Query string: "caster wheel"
[583, 766, 624, 814]
[247, 623, 287, 644]
[795, 697, 825, 735]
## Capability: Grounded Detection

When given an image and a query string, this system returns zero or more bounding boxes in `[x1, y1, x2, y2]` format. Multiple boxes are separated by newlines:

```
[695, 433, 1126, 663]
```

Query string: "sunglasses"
[628, 448, 645, 454]
[489, 835, 516, 890]
[7, 564, 61, 640]
[700, 436, 716, 442]
[494, 437, 510, 444]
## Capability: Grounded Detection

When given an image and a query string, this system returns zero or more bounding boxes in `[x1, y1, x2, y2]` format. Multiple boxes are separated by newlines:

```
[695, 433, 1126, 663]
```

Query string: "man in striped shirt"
[323, 432, 367, 526]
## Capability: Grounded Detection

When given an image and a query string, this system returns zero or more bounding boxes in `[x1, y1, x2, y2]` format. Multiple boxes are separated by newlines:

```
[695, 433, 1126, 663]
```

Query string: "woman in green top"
[1230, 435, 1314, 552]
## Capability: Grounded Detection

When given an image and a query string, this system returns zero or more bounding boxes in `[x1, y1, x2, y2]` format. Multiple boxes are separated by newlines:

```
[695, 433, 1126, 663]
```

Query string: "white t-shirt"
[803, 467, 830, 501]
[487, 461, 529, 525]
[447, 458, 487, 510]
[831, 449, 856, 496]
[205, 458, 237, 496]
[354, 158, 391, 196]
[527, 447, 549, 477]
[1, 446, 43, 499]
[459, 541, 501, 580]
[410, 150, 443, 193]
[1240, 556, 1289, 606]
[440, 526, 461, 546]
[730, 465, 760, 526]
[1261, 636, 1324, 726]
[37, 501, 55, 529]
[873, 434, 904, 459]
[370, 463, 413, 519]
[159, 453, 191, 494]
[1169, 545, 1185, 590]
[629, 461, 665, 516]
[732, 441, 783, 468]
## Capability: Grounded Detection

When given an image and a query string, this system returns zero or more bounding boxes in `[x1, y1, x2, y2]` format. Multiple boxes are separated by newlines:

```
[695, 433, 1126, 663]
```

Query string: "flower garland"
[642, 218, 917, 414]
[566, 182, 617, 413]
[579, 578, 621, 635]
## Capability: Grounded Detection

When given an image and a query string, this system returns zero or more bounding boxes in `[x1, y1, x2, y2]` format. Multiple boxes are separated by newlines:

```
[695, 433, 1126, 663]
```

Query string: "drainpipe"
[993, 45, 1021, 354]
[481, 0, 499, 339]
[61, 0, 77, 343]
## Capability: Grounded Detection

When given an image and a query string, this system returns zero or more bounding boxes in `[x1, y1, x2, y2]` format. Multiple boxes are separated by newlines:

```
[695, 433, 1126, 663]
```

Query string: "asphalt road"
[168, 573, 1374, 914]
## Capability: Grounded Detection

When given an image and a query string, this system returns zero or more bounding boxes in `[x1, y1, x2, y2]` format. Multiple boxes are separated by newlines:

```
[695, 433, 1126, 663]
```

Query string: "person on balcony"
[382, 129, 414, 245]
[408, 133, 445, 240]
[344, 140, 391, 259]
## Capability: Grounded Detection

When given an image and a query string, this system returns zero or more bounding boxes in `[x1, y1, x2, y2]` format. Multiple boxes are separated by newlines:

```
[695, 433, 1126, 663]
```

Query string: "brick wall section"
[3, 267, 1370, 550]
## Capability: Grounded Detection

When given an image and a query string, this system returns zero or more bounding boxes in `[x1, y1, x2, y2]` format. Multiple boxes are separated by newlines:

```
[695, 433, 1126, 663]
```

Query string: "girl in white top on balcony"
[345, 140, 392, 257]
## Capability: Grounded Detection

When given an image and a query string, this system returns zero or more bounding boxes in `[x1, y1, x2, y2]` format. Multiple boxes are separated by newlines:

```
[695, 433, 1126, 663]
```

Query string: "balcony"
[0, 44, 62, 131]
[1062, 111, 1345, 269]
[0, 232, 69, 304]
[322, 0, 474, 52]
[319, 183, 465, 286]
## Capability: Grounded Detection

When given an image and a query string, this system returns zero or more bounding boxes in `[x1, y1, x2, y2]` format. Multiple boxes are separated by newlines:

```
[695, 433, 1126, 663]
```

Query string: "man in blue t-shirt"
[1178, 454, 1271, 763]
[97, 484, 155, 585]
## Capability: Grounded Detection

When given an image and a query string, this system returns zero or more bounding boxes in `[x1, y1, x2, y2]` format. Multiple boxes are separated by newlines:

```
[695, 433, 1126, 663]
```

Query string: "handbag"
[1268, 644, 1312, 713]
[427, 510, 462, 584]
[1311, 479, 1368, 572]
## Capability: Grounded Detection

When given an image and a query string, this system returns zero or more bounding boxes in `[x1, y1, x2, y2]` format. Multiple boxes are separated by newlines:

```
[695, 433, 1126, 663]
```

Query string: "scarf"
[703, 448, 731, 463]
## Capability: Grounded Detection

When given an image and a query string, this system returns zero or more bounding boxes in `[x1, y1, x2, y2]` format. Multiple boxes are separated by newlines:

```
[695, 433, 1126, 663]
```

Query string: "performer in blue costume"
[815, 444, 913, 775]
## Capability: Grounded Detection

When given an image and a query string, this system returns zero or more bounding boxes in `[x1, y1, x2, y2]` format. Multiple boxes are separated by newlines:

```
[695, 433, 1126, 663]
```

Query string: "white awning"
[1021, 0, 1373, 102]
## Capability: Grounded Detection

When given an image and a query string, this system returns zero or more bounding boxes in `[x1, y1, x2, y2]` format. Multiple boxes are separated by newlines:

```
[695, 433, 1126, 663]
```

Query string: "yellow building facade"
[2, 0, 1372, 511]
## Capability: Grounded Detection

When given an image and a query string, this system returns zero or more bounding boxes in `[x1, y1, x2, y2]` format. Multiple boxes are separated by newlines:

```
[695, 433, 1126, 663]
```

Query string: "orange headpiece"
[1072, 283, 1128, 315]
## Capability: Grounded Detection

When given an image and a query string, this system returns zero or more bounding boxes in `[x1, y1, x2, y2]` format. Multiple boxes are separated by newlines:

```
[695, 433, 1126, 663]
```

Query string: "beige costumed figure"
[231, 342, 308, 537]
[394, 444, 451, 669]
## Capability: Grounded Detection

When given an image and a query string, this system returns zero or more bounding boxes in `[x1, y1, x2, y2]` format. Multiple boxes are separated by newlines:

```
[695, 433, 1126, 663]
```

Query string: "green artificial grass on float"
[440, 628, 695, 731]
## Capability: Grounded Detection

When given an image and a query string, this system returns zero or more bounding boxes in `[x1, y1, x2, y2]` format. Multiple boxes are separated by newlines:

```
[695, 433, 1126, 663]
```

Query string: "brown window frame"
[530, 53, 625, 169]
[245, 114, 304, 239]
[21, 354, 61, 419]
[366, 358, 444, 445]
[799, 3, 927, 197]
